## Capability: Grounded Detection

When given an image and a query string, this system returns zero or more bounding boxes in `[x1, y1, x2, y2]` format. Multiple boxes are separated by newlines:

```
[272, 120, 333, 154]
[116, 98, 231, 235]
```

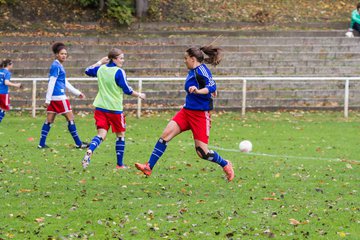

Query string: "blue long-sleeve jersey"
[184, 64, 216, 111]
[85, 61, 133, 95]
[0, 68, 11, 94]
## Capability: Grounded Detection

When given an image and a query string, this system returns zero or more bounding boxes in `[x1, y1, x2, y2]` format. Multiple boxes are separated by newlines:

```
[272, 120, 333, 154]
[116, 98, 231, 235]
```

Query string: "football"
[239, 140, 252, 152]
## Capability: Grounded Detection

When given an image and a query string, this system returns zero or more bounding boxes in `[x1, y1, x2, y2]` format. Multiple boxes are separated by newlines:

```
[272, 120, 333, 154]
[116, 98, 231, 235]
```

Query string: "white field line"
[208, 145, 360, 163]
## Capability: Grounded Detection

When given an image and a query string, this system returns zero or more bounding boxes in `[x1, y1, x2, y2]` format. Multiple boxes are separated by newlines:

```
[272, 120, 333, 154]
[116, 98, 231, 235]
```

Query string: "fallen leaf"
[263, 197, 278, 201]
[79, 179, 86, 184]
[19, 189, 32, 193]
[35, 217, 44, 223]
[289, 218, 300, 225]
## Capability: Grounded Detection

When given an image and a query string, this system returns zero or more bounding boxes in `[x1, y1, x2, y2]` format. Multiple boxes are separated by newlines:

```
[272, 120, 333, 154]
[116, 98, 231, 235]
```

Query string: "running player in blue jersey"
[135, 45, 234, 182]
[81, 48, 145, 169]
[38, 42, 88, 149]
[0, 59, 22, 123]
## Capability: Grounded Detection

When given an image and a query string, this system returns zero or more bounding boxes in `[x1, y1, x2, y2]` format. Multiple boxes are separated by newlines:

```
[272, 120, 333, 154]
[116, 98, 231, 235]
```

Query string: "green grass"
[0, 111, 359, 239]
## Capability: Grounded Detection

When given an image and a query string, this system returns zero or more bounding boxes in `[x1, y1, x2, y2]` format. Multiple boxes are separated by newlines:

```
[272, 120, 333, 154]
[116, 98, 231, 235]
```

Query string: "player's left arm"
[65, 80, 85, 99]
[115, 69, 146, 99]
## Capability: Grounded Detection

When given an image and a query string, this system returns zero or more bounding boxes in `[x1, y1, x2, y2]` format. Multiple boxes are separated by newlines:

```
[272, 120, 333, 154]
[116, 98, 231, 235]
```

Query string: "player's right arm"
[45, 64, 58, 105]
[4, 80, 21, 88]
[4, 72, 21, 88]
[85, 57, 109, 77]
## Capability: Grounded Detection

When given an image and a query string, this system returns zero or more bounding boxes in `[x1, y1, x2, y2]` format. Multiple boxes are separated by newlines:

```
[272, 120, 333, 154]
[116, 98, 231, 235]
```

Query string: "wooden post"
[137, 79, 143, 118]
[241, 79, 247, 116]
[32, 79, 37, 118]
[344, 79, 349, 118]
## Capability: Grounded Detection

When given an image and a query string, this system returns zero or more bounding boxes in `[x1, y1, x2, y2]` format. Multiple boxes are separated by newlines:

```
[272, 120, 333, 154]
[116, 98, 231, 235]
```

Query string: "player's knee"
[196, 147, 214, 160]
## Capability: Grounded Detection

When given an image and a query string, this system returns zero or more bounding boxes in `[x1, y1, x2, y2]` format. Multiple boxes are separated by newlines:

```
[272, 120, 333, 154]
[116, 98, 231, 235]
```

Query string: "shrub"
[76, 0, 134, 25]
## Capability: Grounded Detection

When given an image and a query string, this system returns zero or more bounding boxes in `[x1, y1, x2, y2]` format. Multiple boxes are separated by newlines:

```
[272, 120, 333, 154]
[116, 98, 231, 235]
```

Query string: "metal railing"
[11, 77, 359, 118]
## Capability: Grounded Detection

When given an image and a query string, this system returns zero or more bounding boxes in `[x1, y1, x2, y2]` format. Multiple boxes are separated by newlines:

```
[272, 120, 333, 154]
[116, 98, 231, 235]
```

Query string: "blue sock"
[148, 138, 167, 169]
[116, 137, 125, 166]
[39, 122, 51, 147]
[0, 110, 5, 123]
[67, 121, 82, 146]
[209, 150, 228, 167]
[88, 136, 103, 152]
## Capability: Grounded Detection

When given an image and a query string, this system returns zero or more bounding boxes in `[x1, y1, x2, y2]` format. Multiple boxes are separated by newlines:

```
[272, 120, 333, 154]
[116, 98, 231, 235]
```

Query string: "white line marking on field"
[208, 145, 360, 163]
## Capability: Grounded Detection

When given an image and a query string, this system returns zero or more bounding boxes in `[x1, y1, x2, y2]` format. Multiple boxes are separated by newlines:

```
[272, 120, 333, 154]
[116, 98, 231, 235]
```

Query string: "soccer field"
[0, 111, 359, 239]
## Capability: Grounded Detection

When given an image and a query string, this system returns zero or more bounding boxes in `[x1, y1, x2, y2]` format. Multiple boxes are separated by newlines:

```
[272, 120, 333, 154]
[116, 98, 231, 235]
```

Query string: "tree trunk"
[99, 0, 105, 11]
[135, 0, 148, 17]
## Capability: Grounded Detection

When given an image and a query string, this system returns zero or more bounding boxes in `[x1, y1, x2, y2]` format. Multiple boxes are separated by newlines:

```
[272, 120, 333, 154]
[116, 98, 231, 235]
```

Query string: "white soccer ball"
[239, 140, 252, 153]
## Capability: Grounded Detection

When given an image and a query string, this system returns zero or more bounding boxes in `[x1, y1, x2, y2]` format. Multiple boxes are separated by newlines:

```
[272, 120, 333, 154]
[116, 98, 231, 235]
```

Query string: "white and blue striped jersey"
[184, 63, 216, 111]
[0, 68, 11, 94]
[45, 60, 81, 103]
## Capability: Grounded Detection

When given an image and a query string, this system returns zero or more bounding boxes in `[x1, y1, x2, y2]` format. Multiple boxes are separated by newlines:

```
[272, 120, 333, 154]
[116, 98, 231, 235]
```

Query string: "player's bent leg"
[82, 129, 107, 168]
[135, 138, 169, 176]
[82, 149, 92, 169]
[196, 144, 234, 182]
[136, 122, 180, 176]
[160, 120, 181, 142]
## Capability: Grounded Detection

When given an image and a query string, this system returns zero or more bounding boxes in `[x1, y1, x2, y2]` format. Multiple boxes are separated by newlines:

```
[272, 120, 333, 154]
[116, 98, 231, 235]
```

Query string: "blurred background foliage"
[0, 0, 357, 29]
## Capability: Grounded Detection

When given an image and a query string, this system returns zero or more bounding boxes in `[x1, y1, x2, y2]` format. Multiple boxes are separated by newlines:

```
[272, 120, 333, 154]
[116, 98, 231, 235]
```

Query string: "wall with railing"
[10, 77, 360, 118]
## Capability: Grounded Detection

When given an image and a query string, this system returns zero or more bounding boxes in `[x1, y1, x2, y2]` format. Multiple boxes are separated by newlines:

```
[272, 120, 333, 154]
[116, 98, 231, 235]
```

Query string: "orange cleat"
[223, 160, 234, 182]
[135, 162, 152, 176]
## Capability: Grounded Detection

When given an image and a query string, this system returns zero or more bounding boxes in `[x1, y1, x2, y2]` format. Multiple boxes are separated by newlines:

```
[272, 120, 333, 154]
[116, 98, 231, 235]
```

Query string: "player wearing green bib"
[82, 48, 145, 169]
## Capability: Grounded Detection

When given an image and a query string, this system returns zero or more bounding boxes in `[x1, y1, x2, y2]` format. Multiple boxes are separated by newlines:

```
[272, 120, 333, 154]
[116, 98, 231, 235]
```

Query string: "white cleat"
[81, 150, 92, 169]
[345, 31, 354, 38]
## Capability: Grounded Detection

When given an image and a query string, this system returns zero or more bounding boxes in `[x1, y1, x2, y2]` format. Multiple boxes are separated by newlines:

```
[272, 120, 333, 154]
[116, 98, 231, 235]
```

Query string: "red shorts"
[172, 108, 211, 144]
[0, 94, 10, 111]
[94, 109, 126, 133]
[47, 99, 72, 114]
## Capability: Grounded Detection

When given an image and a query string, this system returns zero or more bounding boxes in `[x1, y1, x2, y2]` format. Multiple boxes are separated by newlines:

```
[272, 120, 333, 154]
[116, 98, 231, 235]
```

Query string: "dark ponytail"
[186, 45, 223, 66]
[0, 59, 13, 68]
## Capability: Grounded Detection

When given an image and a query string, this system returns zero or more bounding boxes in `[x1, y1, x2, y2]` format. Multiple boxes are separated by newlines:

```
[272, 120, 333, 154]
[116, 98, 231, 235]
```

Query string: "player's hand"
[139, 93, 146, 100]
[78, 93, 86, 99]
[188, 86, 198, 94]
[99, 57, 109, 64]
[211, 90, 218, 98]
[17, 83, 22, 89]
[43, 102, 50, 108]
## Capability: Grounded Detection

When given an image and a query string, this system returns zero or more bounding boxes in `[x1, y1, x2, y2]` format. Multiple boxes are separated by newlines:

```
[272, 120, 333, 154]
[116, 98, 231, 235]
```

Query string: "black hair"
[357, 3, 360, 10]
[0, 59, 13, 68]
[186, 45, 223, 66]
[52, 42, 66, 54]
